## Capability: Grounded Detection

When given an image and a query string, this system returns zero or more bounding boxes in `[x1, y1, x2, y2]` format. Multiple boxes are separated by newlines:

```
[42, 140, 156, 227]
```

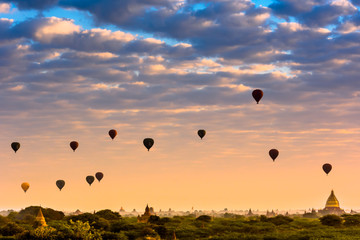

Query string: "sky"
[0, 0, 360, 213]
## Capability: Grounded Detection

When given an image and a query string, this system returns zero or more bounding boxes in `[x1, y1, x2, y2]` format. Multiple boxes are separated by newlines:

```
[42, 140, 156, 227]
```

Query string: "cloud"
[58, 0, 176, 25]
[0, 1, 358, 133]
[270, 0, 357, 27]
[299, 0, 356, 27]
[1, 0, 58, 9]
[269, 0, 326, 18]
[351, 0, 360, 5]
[4, 0, 271, 57]
[0, 3, 10, 13]
[33, 17, 81, 43]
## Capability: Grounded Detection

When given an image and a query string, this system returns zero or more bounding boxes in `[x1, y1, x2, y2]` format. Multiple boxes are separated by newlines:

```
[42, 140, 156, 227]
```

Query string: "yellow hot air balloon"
[21, 182, 29, 193]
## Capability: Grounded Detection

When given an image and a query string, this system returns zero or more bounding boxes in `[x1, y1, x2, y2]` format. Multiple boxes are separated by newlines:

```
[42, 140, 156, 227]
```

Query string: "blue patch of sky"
[252, 0, 275, 7]
[176, 2, 209, 14]
[43, 6, 94, 30]
[145, 6, 158, 13]
[0, 3, 37, 23]
[192, 3, 207, 11]
[190, 1, 275, 10]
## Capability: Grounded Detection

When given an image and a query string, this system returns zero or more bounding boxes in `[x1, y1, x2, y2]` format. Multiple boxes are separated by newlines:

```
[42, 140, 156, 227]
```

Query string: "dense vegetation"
[1, 206, 360, 239]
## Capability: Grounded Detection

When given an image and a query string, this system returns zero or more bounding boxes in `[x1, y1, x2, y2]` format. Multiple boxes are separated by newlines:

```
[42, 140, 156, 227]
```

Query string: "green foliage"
[66, 213, 99, 224]
[266, 215, 294, 226]
[147, 215, 160, 224]
[42, 219, 102, 239]
[4, 208, 360, 239]
[260, 215, 268, 222]
[95, 210, 121, 221]
[110, 219, 138, 232]
[0, 216, 10, 227]
[67, 213, 109, 230]
[0, 222, 24, 236]
[101, 231, 128, 240]
[68, 220, 102, 240]
[320, 214, 343, 226]
[14, 206, 64, 222]
[141, 227, 159, 238]
[343, 214, 360, 227]
[223, 213, 239, 218]
[195, 215, 212, 222]
[32, 226, 57, 240]
[6, 213, 18, 222]
[153, 226, 167, 239]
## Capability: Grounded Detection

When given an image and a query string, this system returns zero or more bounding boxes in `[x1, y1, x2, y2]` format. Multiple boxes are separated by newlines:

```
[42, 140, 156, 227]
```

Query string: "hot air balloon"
[198, 129, 206, 139]
[70, 141, 78, 152]
[11, 142, 20, 153]
[21, 182, 29, 193]
[109, 129, 117, 140]
[252, 89, 263, 104]
[143, 138, 154, 151]
[269, 149, 279, 161]
[322, 163, 332, 175]
[56, 180, 65, 191]
[95, 172, 104, 182]
[86, 176, 95, 186]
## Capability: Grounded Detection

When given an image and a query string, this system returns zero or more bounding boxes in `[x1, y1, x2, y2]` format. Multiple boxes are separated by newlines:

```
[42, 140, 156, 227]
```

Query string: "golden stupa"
[35, 208, 47, 227]
[325, 190, 340, 208]
[319, 190, 345, 215]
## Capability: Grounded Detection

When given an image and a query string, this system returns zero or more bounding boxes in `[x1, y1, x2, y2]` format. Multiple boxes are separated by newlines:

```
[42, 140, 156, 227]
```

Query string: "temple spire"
[35, 208, 47, 227]
[325, 190, 340, 208]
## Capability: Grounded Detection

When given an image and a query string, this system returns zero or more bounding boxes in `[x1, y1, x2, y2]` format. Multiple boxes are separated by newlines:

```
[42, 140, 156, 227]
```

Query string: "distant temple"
[266, 210, 276, 217]
[318, 190, 345, 216]
[137, 204, 153, 223]
[35, 208, 47, 227]
[72, 209, 82, 215]
[149, 207, 154, 214]
[120, 207, 125, 213]
[303, 208, 319, 218]
[247, 208, 254, 216]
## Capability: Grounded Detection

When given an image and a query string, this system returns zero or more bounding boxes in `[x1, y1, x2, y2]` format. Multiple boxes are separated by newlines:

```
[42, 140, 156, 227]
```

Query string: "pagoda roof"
[325, 190, 340, 208]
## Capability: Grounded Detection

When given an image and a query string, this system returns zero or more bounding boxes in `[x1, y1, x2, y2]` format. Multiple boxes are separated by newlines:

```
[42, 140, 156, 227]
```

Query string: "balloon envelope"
[109, 129, 117, 140]
[95, 172, 104, 182]
[143, 138, 154, 151]
[56, 180, 65, 191]
[11, 142, 20, 153]
[269, 149, 279, 161]
[70, 141, 78, 152]
[21, 182, 29, 193]
[322, 163, 332, 175]
[86, 176, 95, 186]
[198, 129, 206, 139]
[252, 89, 263, 104]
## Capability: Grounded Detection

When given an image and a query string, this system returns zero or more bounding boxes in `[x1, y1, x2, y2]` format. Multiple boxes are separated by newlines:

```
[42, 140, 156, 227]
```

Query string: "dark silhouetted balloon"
[322, 163, 332, 175]
[269, 149, 279, 161]
[95, 172, 104, 182]
[198, 129, 206, 139]
[252, 89, 263, 104]
[109, 129, 117, 140]
[86, 176, 95, 186]
[21, 182, 29, 193]
[143, 138, 154, 151]
[56, 180, 65, 191]
[70, 141, 78, 152]
[11, 142, 20, 153]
